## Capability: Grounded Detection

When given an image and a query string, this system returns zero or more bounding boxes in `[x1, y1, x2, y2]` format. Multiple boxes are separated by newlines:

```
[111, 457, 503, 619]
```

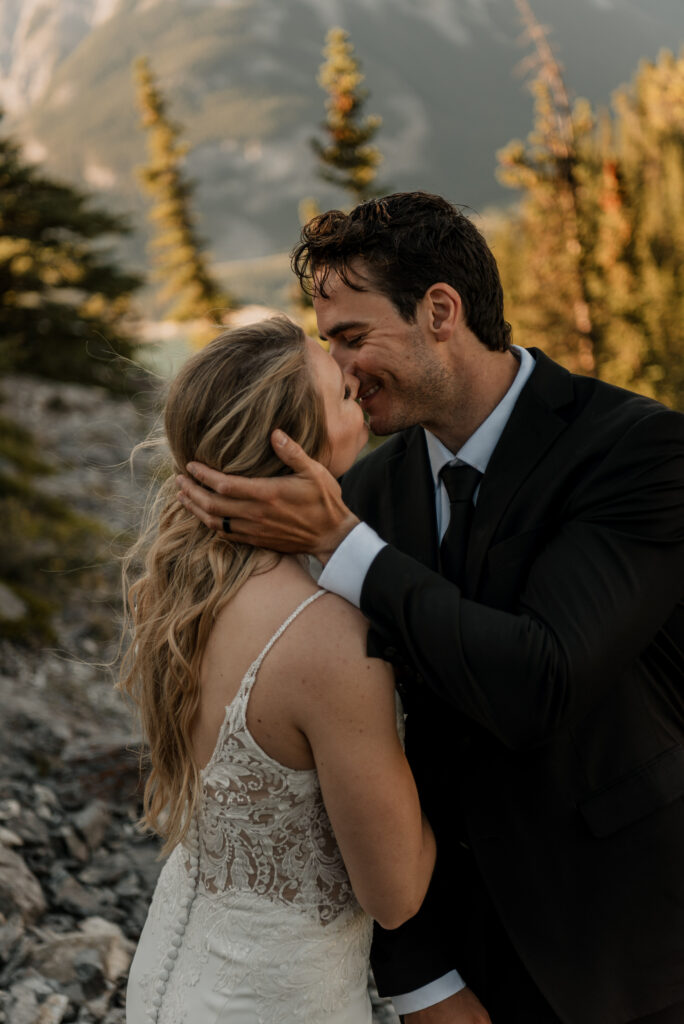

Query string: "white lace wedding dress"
[126, 591, 376, 1024]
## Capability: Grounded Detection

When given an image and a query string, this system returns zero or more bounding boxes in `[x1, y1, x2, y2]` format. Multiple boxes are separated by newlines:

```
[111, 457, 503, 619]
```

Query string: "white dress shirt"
[319, 345, 535, 1014]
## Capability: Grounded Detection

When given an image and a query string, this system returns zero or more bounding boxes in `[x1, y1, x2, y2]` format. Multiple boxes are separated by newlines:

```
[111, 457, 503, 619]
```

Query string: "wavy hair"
[118, 316, 328, 855]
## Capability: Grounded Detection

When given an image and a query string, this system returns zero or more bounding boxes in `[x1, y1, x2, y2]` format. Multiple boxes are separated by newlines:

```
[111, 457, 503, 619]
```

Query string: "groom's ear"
[423, 283, 461, 342]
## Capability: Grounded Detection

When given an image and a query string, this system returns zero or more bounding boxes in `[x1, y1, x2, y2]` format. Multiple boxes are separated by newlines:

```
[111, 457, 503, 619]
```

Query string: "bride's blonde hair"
[119, 316, 328, 855]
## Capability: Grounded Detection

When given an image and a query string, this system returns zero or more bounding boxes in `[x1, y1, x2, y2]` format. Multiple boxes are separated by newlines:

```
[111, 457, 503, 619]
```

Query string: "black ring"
[222, 516, 231, 534]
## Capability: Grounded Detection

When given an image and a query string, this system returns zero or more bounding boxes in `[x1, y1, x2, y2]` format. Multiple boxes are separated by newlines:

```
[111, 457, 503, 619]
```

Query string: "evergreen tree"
[0, 111, 141, 391]
[311, 28, 386, 205]
[134, 57, 231, 325]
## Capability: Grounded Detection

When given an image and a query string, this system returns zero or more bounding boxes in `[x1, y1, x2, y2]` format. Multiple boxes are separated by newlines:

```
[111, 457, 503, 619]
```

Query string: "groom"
[178, 192, 684, 1024]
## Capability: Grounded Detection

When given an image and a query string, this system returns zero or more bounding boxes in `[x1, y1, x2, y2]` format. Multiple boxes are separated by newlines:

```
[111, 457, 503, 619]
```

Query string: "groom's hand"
[176, 429, 359, 563]
[404, 988, 491, 1024]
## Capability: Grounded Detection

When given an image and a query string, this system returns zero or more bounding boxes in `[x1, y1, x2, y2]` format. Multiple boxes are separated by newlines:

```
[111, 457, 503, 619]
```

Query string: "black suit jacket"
[340, 349, 684, 1024]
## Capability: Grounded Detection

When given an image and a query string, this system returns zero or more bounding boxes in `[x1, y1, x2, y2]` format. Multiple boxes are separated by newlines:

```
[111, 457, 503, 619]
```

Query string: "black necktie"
[439, 463, 482, 584]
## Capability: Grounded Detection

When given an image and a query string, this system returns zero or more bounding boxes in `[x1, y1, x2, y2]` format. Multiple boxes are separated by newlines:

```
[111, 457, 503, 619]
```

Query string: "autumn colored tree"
[311, 27, 386, 205]
[493, 0, 684, 408]
[134, 57, 231, 325]
[596, 49, 684, 407]
[495, 0, 598, 374]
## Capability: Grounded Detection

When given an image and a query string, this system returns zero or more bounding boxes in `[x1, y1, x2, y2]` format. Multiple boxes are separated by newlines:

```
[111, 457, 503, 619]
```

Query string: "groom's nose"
[329, 341, 354, 375]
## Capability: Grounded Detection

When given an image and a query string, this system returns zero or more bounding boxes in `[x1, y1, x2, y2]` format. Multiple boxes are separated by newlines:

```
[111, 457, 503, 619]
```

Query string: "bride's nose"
[346, 374, 360, 401]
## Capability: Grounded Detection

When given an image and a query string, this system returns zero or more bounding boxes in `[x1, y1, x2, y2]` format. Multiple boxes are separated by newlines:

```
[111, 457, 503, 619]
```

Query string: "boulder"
[59, 825, 89, 864]
[78, 851, 131, 887]
[0, 912, 25, 962]
[73, 947, 106, 1000]
[7, 972, 59, 1024]
[49, 873, 107, 919]
[32, 785, 62, 823]
[30, 916, 134, 986]
[72, 802, 111, 854]
[0, 825, 23, 847]
[36, 993, 71, 1024]
[0, 844, 46, 924]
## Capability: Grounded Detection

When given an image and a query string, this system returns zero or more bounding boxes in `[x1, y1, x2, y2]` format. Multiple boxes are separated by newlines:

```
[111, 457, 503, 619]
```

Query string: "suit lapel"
[465, 349, 575, 590]
[383, 427, 440, 572]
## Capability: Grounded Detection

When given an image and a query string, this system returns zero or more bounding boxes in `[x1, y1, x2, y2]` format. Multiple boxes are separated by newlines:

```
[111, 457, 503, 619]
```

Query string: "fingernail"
[186, 462, 198, 474]
[177, 494, 186, 505]
[272, 430, 287, 447]
[176, 475, 184, 486]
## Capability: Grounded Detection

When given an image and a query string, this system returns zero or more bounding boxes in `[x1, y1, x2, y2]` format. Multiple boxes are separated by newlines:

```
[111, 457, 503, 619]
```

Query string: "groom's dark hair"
[291, 191, 512, 352]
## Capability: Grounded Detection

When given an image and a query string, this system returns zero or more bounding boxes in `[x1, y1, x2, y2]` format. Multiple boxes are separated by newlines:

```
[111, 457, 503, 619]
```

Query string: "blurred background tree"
[134, 57, 233, 330]
[311, 27, 386, 207]
[0, 110, 141, 392]
[494, 0, 597, 376]
[0, 110, 147, 643]
[601, 50, 684, 407]
[493, 0, 684, 409]
[295, 28, 389, 335]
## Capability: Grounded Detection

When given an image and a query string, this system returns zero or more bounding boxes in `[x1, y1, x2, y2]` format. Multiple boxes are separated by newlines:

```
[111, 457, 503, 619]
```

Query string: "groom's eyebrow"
[320, 319, 366, 341]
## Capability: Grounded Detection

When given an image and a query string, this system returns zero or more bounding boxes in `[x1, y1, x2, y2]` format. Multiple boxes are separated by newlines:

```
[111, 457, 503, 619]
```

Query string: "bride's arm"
[293, 595, 436, 930]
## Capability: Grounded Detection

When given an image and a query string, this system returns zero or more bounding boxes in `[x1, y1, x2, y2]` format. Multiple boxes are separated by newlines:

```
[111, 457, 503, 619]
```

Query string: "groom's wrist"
[315, 513, 361, 565]
[317, 522, 387, 608]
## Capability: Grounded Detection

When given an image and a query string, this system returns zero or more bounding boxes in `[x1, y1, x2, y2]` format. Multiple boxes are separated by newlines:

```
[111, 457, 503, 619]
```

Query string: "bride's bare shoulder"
[276, 582, 389, 689]
[210, 554, 382, 687]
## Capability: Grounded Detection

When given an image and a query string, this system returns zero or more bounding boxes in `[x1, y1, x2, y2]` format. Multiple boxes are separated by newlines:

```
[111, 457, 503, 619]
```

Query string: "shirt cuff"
[317, 522, 386, 608]
[391, 971, 467, 1015]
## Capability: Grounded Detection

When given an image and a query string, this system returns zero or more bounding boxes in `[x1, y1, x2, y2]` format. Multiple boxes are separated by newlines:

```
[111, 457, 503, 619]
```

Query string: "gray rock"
[0, 913, 25, 962]
[71, 803, 110, 854]
[30, 917, 133, 986]
[80, 991, 111, 1023]
[6, 810, 50, 847]
[0, 584, 27, 624]
[75, 1010, 98, 1024]
[50, 875, 104, 919]
[78, 852, 130, 888]
[73, 948, 106, 1000]
[6, 983, 39, 1024]
[32, 786, 61, 824]
[7, 972, 57, 1024]
[35, 994, 70, 1024]
[0, 827, 23, 848]
[59, 826, 89, 865]
[113, 838, 161, 893]
[113, 873, 140, 900]
[100, 1011, 125, 1024]
[0, 845, 46, 924]
[0, 800, 22, 821]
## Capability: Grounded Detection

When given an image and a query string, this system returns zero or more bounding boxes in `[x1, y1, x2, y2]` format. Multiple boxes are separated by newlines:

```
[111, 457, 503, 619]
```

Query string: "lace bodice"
[196, 589, 357, 924]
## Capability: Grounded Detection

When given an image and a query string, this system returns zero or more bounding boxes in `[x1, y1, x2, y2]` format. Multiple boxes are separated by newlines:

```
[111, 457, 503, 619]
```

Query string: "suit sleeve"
[371, 848, 467, 997]
[360, 408, 684, 751]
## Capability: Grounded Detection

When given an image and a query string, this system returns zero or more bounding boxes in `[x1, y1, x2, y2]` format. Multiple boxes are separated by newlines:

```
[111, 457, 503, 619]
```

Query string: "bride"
[121, 316, 436, 1024]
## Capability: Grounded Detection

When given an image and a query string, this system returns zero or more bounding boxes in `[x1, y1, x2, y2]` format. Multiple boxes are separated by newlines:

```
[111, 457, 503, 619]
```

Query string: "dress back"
[126, 589, 373, 1024]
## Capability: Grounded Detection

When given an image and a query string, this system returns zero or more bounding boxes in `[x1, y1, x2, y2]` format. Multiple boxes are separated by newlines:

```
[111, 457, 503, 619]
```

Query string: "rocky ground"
[0, 375, 398, 1023]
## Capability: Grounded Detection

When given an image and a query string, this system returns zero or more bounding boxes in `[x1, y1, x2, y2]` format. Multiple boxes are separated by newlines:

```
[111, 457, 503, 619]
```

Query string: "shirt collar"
[424, 345, 536, 485]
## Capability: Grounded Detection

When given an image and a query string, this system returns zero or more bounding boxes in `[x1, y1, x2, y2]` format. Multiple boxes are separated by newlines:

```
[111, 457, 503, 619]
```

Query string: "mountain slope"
[1, 0, 682, 264]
